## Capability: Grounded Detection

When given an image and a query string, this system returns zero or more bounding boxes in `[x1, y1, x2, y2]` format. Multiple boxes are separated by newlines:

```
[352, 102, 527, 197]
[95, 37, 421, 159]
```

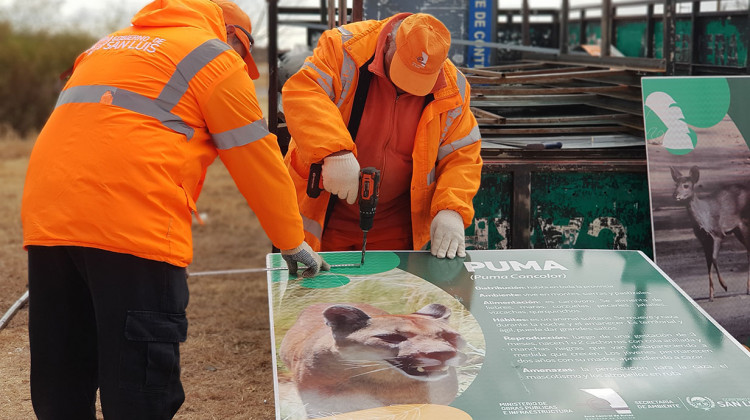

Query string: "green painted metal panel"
[698, 16, 748, 67]
[539, 14, 748, 70]
[615, 21, 648, 57]
[674, 20, 694, 62]
[653, 20, 692, 61]
[652, 17, 747, 65]
[466, 171, 513, 250]
[529, 172, 653, 258]
[567, 22, 582, 49]
[499, 25, 556, 48]
[585, 22, 601, 45]
[466, 170, 653, 258]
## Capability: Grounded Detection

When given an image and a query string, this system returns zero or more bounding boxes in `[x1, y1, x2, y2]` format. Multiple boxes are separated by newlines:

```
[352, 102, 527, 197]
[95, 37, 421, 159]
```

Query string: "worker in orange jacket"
[20, 1, 328, 418]
[282, 13, 482, 259]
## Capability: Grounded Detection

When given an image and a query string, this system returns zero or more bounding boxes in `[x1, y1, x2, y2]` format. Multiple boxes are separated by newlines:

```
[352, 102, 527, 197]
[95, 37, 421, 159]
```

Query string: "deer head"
[670, 166, 700, 202]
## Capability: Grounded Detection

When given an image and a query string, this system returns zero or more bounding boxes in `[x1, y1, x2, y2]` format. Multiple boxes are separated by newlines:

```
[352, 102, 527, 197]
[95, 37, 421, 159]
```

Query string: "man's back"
[22, 0, 240, 266]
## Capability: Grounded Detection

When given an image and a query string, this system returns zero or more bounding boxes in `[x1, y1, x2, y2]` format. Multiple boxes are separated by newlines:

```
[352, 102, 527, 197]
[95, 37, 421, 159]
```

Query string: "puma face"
[324, 303, 467, 382]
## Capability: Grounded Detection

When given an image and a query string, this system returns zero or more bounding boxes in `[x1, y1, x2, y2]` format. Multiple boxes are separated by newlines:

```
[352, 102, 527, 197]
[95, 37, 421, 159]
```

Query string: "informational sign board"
[267, 250, 750, 419]
[467, 0, 494, 67]
[641, 76, 750, 347]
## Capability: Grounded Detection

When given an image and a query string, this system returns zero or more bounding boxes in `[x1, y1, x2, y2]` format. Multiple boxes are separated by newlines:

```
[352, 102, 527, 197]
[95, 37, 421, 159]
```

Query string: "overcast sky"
[0, 0, 569, 49]
[0, 0, 738, 50]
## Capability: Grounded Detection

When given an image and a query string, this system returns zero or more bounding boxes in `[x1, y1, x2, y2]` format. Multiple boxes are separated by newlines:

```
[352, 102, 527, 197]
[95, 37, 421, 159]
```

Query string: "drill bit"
[360, 231, 368, 265]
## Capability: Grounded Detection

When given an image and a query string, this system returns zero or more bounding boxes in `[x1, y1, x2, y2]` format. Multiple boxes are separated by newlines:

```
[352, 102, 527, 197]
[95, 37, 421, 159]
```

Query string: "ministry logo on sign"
[686, 396, 715, 411]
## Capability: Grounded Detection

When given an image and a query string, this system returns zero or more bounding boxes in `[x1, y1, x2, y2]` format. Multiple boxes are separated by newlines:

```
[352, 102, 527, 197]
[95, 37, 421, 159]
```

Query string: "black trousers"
[27, 246, 189, 420]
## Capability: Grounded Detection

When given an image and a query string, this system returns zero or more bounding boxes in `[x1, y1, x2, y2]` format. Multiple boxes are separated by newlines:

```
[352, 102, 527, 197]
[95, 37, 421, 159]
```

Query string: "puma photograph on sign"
[280, 302, 468, 417]
[268, 259, 485, 420]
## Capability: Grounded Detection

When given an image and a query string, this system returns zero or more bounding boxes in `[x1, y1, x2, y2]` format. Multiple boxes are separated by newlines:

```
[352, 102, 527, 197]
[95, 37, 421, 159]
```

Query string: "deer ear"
[689, 166, 700, 182]
[670, 166, 681, 182]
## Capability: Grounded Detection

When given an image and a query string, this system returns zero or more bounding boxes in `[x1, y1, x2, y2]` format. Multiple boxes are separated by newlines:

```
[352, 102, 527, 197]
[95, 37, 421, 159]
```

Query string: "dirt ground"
[647, 116, 750, 346]
[0, 134, 278, 418]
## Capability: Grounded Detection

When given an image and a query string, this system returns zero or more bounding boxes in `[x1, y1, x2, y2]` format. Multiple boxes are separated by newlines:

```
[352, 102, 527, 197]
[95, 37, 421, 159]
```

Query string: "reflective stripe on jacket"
[22, 0, 305, 266]
[282, 15, 483, 251]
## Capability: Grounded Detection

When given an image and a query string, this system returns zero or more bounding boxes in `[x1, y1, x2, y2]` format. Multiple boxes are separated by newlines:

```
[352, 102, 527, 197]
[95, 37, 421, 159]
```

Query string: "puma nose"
[426, 350, 457, 364]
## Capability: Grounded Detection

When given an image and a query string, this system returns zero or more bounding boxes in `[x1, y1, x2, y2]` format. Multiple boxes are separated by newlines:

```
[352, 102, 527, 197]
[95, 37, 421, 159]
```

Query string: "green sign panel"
[642, 76, 750, 346]
[268, 250, 750, 419]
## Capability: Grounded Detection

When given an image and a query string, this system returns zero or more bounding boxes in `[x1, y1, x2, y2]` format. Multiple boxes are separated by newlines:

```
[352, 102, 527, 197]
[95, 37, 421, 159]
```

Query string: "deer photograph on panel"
[642, 76, 750, 347]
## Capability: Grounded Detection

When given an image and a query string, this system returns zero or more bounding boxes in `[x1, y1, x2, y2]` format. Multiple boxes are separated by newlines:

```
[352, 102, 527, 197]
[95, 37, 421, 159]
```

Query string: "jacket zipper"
[380, 93, 401, 176]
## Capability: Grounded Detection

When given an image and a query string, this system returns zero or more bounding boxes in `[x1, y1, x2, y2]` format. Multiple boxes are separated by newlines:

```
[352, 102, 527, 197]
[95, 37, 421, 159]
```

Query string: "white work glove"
[322, 152, 360, 204]
[430, 210, 466, 259]
[281, 241, 331, 278]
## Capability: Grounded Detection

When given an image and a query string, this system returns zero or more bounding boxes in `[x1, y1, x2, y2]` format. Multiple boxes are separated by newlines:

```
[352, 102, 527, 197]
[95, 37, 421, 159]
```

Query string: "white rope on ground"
[188, 267, 286, 277]
[0, 290, 29, 331]
[188, 263, 359, 277]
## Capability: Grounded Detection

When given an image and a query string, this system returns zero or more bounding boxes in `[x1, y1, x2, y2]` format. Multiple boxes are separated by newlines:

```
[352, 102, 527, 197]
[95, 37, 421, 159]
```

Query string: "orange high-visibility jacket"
[22, 0, 304, 267]
[282, 15, 483, 251]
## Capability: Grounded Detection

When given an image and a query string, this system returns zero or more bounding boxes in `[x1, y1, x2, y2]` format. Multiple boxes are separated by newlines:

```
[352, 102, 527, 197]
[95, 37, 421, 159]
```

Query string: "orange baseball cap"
[212, 0, 260, 80]
[389, 14, 451, 96]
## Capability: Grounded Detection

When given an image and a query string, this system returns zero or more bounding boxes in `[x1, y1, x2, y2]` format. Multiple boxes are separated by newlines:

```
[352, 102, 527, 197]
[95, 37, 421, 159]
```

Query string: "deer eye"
[375, 333, 407, 344]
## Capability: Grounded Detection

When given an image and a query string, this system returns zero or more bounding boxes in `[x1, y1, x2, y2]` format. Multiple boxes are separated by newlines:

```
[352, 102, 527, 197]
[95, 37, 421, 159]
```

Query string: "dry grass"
[0, 80, 279, 418]
[0, 133, 35, 418]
